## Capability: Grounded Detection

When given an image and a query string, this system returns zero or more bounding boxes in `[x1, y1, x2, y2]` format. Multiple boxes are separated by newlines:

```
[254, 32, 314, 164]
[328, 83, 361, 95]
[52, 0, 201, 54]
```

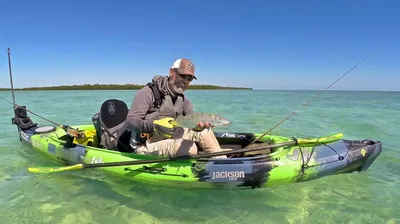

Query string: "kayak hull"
[17, 123, 382, 190]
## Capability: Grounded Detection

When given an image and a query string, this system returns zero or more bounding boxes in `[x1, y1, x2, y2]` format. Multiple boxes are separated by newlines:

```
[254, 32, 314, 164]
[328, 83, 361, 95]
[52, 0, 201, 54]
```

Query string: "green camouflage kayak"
[11, 102, 382, 190]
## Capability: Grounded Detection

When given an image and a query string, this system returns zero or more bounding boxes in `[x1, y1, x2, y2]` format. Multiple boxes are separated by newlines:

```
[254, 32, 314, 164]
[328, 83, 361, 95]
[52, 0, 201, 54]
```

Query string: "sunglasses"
[179, 74, 195, 81]
[174, 69, 195, 81]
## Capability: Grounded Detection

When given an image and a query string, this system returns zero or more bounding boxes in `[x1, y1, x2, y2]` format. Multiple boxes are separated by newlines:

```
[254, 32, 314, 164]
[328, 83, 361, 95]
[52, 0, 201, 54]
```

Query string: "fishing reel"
[62, 125, 86, 139]
[60, 125, 87, 148]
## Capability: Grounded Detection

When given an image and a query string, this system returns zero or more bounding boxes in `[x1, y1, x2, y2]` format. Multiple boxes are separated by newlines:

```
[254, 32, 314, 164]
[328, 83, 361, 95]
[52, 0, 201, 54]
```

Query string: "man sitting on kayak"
[125, 58, 229, 158]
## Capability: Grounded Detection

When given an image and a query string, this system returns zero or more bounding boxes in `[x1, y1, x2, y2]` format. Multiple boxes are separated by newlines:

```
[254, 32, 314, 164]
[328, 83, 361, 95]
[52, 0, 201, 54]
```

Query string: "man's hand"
[195, 121, 214, 130]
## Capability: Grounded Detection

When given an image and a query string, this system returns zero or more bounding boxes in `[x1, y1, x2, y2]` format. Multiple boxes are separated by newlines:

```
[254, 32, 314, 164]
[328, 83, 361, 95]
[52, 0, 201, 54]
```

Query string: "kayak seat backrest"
[92, 99, 129, 150]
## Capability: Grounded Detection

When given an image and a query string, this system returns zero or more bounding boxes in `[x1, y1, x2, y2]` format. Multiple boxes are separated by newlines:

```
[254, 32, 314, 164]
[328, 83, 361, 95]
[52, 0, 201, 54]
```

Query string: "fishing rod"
[5, 46, 367, 168]
[28, 133, 344, 173]
[4, 47, 84, 138]
[245, 55, 369, 148]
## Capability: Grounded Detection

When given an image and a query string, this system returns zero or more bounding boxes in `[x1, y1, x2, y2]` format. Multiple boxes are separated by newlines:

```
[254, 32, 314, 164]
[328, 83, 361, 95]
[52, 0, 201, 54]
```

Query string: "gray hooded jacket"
[125, 75, 195, 136]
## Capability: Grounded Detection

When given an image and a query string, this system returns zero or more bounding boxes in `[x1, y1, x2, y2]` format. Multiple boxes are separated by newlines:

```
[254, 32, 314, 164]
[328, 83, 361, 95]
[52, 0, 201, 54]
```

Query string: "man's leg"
[135, 138, 198, 157]
[135, 128, 231, 158]
[179, 128, 230, 158]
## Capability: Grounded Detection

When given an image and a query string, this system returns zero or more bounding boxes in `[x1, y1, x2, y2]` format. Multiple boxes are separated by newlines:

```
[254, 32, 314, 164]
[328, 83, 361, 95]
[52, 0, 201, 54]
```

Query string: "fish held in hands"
[170, 112, 230, 128]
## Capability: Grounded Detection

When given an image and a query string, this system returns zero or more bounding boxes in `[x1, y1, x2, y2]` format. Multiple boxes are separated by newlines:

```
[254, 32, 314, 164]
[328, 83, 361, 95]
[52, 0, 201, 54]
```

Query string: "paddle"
[27, 133, 343, 174]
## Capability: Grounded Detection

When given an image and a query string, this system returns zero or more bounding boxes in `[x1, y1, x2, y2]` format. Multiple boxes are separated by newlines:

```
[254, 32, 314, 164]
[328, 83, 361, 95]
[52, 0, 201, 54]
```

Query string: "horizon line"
[0, 83, 398, 92]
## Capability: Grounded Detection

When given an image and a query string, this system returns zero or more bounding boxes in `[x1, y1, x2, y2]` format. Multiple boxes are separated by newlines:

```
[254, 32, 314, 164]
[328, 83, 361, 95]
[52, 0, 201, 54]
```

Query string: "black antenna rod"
[7, 47, 16, 106]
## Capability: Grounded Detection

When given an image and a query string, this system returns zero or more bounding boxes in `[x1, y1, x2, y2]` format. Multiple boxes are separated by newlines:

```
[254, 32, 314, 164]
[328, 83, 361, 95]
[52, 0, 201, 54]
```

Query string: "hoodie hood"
[152, 75, 176, 97]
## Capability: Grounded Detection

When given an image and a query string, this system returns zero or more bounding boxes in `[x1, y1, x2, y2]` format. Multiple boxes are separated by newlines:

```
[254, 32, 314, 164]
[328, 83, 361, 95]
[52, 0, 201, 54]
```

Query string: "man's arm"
[125, 87, 155, 133]
[183, 97, 213, 129]
[183, 97, 195, 115]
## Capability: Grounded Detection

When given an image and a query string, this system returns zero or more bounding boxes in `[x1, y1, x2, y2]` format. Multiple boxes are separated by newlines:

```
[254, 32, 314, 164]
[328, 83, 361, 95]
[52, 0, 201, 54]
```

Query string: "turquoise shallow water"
[0, 89, 399, 224]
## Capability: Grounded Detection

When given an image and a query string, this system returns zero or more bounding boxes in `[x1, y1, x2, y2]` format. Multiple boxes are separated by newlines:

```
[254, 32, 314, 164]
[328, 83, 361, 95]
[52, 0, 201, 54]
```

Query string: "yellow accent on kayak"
[297, 133, 343, 146]
[28, 164, 84, 173]
[72, 129, 98, 146]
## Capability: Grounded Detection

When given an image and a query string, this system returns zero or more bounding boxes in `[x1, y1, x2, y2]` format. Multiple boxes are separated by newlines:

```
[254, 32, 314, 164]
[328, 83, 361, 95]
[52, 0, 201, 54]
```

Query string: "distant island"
[0, 84, 252, 91]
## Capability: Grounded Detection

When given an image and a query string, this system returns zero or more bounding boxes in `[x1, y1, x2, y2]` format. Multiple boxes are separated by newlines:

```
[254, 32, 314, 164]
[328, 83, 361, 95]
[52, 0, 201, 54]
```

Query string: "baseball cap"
[171, 58, 197, 80]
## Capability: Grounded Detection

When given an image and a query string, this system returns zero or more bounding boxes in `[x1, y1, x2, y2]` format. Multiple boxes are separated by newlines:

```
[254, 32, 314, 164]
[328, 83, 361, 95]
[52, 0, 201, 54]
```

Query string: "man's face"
[169, 68, 195, 94]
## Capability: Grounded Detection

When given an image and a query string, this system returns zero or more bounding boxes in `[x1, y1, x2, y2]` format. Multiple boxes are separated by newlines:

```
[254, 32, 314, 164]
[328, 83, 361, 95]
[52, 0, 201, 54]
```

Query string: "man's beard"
[170, 83, 185, 94]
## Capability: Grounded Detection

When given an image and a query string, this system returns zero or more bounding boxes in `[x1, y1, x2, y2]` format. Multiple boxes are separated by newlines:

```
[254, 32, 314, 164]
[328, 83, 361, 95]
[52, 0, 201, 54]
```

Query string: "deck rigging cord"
[1, 95, 61, 127]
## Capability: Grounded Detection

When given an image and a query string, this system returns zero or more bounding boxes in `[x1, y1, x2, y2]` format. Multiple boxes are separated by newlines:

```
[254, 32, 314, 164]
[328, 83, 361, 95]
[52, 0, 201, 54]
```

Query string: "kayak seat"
[92, 99, 131, 151]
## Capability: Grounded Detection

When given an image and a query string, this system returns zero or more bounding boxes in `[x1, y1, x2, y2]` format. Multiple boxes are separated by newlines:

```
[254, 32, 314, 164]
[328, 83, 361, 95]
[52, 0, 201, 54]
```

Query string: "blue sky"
[0, 0, 399, 91]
